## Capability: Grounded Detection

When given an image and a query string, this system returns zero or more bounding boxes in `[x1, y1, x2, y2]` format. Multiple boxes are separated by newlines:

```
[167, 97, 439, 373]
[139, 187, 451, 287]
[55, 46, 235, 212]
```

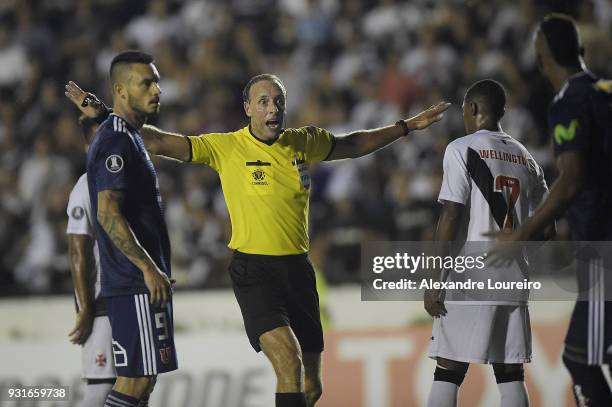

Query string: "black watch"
[395, 119, 410, 136]
[81, 95, 111, 124]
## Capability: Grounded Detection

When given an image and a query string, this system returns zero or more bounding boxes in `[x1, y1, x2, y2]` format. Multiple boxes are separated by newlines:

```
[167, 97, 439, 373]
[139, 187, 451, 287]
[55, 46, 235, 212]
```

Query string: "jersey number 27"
[494, 175, 521, 230]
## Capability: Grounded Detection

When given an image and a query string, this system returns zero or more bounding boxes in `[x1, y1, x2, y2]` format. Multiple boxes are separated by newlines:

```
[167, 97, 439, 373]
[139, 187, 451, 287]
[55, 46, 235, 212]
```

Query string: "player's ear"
[470, 102, 478, 117]
[113, 83, 125, 100]
[244, 100, 252, 118]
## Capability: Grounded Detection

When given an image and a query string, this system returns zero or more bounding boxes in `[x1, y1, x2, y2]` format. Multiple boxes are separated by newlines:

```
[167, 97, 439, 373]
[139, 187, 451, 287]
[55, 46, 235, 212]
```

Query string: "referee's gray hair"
[242, 74, 286, 103]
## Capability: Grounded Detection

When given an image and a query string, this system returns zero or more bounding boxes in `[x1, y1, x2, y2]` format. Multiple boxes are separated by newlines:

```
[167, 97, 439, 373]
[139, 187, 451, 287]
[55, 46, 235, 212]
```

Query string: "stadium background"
[0, 0, 610, 406]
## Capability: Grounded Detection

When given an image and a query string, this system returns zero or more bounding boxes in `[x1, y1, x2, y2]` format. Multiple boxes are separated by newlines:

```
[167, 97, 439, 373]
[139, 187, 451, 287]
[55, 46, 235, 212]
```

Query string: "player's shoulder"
[97, 114, 129, 135]
[552, 72, 598, 108]
[75, 173, 89, 191]
[446, 133, 480, 152]
[193, 127, 245, 141]
[283, 126, 331, 138]
[501, 133, 531, 154]
[68, 173, 90, 206]
[90, 116, 135, 153]
[69, 172, 88, 193]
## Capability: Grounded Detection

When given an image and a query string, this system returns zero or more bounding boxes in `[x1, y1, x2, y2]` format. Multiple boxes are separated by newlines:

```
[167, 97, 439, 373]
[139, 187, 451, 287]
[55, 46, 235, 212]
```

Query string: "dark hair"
[242, 74, 285, 103]
[109, 50, 154, 78]
[538, 14, 583, 68]
[465, 79, 507, 121]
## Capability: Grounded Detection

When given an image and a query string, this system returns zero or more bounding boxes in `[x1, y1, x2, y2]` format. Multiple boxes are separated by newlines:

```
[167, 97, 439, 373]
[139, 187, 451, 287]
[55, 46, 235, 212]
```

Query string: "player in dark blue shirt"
[491, 14, 612, 405]
[75, 51, 177, 407]
[88, 109, 171, 298]
[548, 71, 612, 242]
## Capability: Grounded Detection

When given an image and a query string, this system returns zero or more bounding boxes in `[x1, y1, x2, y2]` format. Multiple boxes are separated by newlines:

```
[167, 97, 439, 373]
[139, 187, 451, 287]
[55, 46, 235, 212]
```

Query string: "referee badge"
[292, 155, 310, 190]
[105, 154, 124, 173]
[246, 160, 271, 186]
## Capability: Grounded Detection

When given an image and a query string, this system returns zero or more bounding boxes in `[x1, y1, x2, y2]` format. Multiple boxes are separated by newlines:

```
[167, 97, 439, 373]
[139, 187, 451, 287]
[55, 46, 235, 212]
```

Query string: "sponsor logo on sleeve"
[105, 155, 124, 173]
[71, 206, 85, 220]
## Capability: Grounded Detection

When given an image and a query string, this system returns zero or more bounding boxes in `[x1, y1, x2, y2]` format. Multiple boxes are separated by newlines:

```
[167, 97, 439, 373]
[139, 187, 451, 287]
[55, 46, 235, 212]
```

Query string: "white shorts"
[428, 304, 531, 364]
[82, 316, 116, 379]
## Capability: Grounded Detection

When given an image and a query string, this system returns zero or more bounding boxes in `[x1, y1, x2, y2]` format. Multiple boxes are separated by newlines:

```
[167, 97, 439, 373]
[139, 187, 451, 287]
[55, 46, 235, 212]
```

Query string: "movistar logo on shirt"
[554, 119, 579, 145]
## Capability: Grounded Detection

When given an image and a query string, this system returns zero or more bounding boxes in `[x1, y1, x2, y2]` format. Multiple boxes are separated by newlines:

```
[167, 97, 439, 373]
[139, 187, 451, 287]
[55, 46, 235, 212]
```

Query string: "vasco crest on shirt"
[292, 155, 310, 190]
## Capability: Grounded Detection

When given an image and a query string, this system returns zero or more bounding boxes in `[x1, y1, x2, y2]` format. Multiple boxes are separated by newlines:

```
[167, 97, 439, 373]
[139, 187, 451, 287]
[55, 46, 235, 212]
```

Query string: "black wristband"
[81, 95, 111, 124]
[184, 135, 193, 162]
[395, 119, 410, 136]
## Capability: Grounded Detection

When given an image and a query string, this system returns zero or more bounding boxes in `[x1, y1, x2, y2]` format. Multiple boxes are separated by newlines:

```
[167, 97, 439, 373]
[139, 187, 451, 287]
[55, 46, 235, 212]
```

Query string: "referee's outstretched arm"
[65, 81, 449, 163]
[65, 81, 192, 162]
[325, 101, 450, 161]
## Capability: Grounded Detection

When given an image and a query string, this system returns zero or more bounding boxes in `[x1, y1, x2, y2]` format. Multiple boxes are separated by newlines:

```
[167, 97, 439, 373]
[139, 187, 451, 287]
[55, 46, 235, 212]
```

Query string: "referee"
[66, 74, 449, 407]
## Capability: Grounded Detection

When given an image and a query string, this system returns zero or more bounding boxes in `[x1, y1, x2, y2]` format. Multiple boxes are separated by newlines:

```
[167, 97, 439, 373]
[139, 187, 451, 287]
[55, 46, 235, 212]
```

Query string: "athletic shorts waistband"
[233, 250, 308, 261]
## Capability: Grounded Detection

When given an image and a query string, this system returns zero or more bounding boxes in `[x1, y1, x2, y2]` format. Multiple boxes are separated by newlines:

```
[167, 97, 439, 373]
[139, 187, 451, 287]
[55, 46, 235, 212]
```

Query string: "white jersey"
[438, 129, 548, 304]
[66, 173, 101, 309]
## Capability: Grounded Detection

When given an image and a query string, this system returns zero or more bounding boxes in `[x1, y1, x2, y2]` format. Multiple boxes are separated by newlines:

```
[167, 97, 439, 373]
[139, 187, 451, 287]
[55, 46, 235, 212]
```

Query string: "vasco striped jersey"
[438, 130, 548, 304]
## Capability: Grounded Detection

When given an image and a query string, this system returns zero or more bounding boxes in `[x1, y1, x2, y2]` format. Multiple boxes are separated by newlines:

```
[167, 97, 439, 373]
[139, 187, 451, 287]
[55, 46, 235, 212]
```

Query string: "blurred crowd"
[0, 0, 610, 295]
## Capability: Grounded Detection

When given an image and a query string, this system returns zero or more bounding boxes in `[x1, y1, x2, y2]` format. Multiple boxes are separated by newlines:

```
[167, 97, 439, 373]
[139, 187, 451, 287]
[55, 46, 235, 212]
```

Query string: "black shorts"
[564, 254, 612, 365]
[229, 251, 324, 353]
[565, 300, 612, 365]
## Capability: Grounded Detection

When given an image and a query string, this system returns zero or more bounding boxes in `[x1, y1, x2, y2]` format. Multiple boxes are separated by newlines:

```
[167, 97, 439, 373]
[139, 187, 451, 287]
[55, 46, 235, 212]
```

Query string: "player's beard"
[128, 95, 157, 118]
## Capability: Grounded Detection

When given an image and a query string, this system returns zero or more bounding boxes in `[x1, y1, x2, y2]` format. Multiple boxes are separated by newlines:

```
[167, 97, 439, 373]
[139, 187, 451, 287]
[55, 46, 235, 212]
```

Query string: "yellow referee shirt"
[188, 126, 335, 255]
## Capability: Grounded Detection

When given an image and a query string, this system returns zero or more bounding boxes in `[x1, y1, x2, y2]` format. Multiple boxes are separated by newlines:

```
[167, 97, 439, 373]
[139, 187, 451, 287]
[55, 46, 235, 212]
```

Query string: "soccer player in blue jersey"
[83, 51, 176, 407]
[491, 14, 612, 405]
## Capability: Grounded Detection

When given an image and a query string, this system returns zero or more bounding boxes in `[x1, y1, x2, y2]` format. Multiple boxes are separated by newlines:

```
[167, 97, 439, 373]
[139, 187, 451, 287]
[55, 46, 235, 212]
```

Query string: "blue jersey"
[86, 114, 171, 297]
[549, 72, 612, 241]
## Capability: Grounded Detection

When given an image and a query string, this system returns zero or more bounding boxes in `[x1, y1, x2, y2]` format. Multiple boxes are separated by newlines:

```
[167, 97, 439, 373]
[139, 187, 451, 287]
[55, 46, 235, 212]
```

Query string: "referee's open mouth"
[266, 119, 281, 130]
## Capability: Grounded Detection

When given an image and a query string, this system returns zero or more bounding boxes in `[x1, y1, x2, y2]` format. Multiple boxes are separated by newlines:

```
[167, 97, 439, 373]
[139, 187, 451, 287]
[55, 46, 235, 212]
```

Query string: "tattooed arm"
[97, 190, 171, 307]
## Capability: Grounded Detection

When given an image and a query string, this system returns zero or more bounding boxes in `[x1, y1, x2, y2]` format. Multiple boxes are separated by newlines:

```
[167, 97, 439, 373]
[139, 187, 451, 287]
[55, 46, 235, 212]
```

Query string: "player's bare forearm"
[327, 125, 405, 160]
[141, 125, 191, 161]
[326, 102, 450, 161]
[424, 200, 463, 317]
[68, 234, 95, 312]
[435, 201, 464, 244]
[518, 152, 583, 240]
[433, 201, 465, 278]
[68, 234, 95, 344]
[97, 190, 159, 275]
